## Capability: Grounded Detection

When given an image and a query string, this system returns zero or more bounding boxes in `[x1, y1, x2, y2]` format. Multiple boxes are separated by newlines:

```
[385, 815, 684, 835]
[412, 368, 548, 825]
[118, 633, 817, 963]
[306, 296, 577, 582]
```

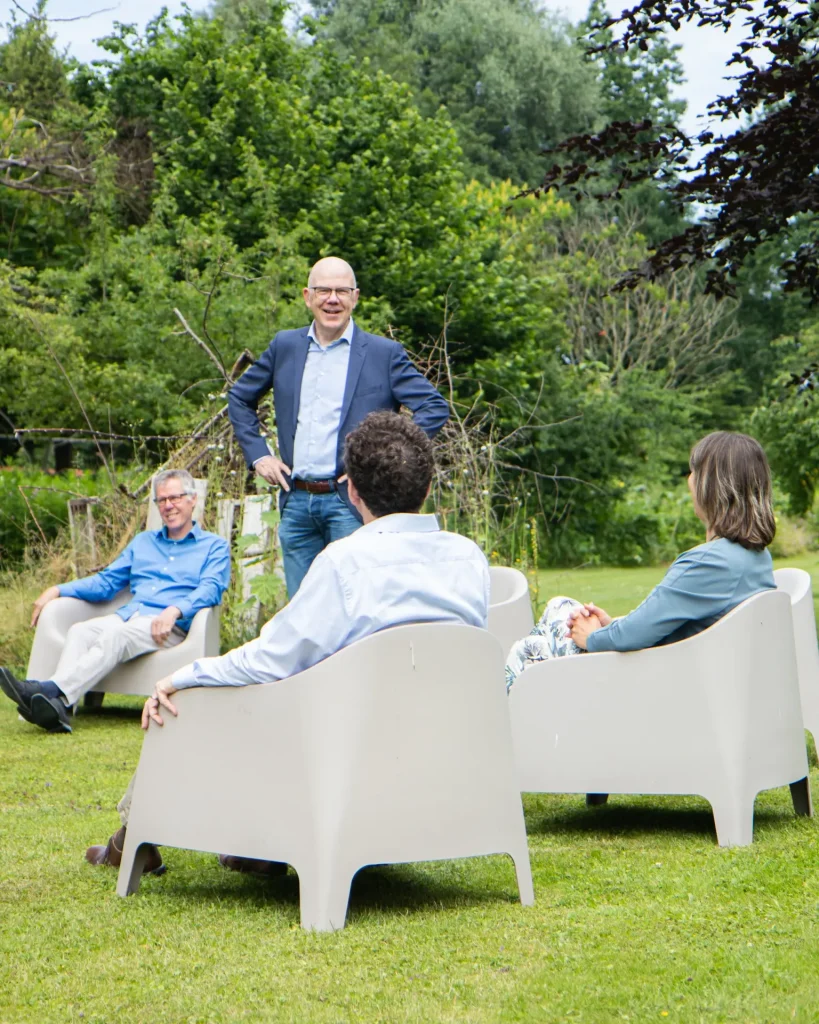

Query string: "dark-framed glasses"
[154, 493, 192, 507]
[309, 286, 356, 300]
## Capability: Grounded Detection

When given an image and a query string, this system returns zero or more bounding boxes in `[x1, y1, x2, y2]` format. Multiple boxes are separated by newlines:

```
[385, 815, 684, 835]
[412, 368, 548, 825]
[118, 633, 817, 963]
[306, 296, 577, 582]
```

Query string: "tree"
[578, 0, 685, 127]
[310, 0, 601, 185]
[523, 0, 819, 302]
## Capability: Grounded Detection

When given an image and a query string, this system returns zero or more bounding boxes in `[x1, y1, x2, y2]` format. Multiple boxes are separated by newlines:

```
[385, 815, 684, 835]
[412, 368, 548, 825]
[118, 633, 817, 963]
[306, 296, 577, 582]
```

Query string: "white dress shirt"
[171, 513, 490, 689]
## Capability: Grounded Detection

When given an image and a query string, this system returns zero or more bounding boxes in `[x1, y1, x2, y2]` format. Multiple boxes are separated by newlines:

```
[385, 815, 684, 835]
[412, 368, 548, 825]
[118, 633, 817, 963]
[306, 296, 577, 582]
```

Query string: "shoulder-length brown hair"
[689, 432, 775, 551]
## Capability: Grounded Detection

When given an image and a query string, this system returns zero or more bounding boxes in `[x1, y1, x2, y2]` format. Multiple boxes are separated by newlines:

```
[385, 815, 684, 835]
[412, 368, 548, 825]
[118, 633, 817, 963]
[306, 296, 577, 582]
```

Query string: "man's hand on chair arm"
[152, 606, 182, 646]
[142, 674, 178, 730]
[31, 586, 61, 628]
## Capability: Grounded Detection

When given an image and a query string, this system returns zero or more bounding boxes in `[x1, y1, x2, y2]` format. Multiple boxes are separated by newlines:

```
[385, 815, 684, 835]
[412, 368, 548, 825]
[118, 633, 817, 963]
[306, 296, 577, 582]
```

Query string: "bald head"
[303, 257, 360, 345]
[308, 257, 357, 289]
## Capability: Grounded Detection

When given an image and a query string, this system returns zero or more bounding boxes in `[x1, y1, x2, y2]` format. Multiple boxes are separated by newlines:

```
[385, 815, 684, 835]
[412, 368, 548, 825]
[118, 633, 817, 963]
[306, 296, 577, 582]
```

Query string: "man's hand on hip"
[31, 585, 61, 628]
[142, 675, 179, 729]
[152, 606, 182, 646]
[254, 455, 292, 491]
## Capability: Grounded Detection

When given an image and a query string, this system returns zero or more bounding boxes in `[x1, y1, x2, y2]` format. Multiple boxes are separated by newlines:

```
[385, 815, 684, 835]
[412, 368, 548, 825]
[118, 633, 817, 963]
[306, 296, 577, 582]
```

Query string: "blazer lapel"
[339, 325, 367, 432]
[289, 327, 312, 441]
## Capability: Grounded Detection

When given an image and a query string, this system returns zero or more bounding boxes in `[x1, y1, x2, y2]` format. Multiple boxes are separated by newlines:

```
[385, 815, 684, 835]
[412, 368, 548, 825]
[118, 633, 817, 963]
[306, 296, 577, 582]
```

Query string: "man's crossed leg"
[0, 615, 183, 733]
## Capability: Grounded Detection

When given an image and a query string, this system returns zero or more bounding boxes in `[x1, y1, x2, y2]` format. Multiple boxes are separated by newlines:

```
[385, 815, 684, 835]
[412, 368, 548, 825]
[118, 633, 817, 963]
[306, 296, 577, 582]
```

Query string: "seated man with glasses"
[228, 255, 449, 598]
[0, 469, 230, 734]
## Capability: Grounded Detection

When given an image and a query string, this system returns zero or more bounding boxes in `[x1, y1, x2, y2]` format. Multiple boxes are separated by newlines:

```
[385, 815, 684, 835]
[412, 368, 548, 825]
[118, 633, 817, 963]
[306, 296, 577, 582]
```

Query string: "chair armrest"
[183, 605, 221, 658]
[26, 589, 131, 680]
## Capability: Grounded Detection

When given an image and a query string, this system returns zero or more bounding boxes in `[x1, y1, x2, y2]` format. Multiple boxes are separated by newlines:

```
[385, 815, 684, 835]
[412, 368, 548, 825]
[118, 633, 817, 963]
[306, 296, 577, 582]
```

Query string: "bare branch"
[172, 308, 230, 383]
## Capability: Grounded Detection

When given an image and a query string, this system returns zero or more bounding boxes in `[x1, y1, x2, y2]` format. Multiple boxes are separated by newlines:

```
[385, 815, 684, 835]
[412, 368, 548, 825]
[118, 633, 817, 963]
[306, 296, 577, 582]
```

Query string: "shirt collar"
[158, 521, 203, 542]
[307, 317, 355, 347]
[358, 513, 440, 535]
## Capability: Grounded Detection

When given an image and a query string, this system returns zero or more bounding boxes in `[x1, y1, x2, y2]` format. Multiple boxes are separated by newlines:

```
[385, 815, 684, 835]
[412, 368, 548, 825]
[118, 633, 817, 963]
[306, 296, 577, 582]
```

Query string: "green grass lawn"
[3, 561, 819, 1023]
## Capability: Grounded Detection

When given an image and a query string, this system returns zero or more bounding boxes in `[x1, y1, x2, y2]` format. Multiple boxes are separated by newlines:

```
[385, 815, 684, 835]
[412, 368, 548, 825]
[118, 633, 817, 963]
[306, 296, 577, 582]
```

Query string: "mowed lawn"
[3, 557, 819, 1023]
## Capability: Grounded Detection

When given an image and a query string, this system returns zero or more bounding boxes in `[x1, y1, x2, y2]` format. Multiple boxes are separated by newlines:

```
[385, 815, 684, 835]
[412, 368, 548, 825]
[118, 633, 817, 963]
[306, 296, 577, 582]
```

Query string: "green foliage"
[310, 0, 601, 185]
[578, 0, 686, 128]
[0, 0, 801, 570]
[0, 465, 105, 565]
[0, 6, 67, 120]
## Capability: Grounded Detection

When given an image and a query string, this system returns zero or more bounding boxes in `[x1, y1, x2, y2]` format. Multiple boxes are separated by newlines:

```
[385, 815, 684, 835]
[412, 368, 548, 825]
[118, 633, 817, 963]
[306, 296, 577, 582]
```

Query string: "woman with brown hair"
[505, 431, 777, 689]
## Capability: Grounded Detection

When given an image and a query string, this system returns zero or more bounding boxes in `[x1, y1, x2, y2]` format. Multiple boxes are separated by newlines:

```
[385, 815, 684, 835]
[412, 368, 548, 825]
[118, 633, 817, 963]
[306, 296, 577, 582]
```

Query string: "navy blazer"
[228, 324, 450, 515]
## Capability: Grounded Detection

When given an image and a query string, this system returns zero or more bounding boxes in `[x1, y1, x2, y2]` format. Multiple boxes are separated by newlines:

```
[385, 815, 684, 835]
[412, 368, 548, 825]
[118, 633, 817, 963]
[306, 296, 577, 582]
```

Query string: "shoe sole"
[1, 669, 37, 724]
[29, 694, 72, 734]
[0, 667, 30, 711]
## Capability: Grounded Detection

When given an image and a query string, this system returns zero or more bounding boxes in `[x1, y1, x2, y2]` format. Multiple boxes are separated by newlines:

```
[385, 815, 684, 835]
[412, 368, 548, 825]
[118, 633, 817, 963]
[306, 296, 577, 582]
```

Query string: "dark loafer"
[219, 854, 288, 876]
[29, 693, 72, 734]
[85, 826, 165, 876]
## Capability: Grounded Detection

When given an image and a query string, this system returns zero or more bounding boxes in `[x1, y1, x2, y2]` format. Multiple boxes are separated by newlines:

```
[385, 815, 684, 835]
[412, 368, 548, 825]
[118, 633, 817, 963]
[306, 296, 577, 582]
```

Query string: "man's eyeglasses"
[153, 493, 192, 507]
[308, 286, 356, 300]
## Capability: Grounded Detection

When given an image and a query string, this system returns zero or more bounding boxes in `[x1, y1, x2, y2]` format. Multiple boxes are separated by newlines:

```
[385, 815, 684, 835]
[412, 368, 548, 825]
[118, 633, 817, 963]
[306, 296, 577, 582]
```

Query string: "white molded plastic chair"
[26, 475, 219, 701]
[774, 567, 819, 747]
[488, 566, 535, 659]
[116, 623, 535, 931]
[509, 589, 811, 846]
[26, 590, 220, 699]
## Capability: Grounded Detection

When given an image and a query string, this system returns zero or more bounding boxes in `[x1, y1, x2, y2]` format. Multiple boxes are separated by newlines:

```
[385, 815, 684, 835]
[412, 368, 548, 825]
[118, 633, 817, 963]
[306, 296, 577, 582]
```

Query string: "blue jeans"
[278, 489, 361, 597]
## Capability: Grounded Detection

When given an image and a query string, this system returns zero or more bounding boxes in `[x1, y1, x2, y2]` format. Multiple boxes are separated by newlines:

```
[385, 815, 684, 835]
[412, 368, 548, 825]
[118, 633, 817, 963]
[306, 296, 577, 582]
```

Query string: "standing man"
[227, 256, 449, 596]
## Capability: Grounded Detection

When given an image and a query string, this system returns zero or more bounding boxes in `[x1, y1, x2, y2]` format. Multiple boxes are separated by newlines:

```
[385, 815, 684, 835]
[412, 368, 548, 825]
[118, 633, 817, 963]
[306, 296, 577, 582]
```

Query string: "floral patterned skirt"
[505, 595, 584, 691]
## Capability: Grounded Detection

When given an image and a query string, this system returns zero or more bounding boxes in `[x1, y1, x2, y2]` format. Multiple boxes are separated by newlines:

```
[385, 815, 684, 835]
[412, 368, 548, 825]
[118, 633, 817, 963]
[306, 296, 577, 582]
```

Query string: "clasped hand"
[566, 602, 613, 650]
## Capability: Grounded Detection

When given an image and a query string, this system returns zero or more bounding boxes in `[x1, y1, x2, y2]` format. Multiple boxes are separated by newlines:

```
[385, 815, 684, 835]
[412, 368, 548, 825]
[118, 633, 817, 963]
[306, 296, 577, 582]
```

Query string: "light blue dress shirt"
[171, 513, 490, 689]
[290, 318, 355, 480]
[58, 523, 231, 633]
[586, 537, 775, 653]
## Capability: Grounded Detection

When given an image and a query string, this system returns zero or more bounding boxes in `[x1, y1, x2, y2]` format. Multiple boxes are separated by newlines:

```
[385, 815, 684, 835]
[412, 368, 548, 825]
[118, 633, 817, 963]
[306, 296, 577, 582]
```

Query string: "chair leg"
[711, 796, 755, 847]
[586, 793, 609, 807]
[510, 848, 534, 907]
[116, 838, 153, 897]
[296, 864, 354, 933]
[790, 776, 813, 817]
[83, 692, 105, 710]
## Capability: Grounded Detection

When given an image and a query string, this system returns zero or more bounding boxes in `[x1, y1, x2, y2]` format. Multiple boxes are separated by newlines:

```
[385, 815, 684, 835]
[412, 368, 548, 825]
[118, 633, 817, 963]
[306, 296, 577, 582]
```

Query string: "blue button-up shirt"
[172, 513, 489, 689]
[587, 537, 775, 652]
[290, 318, 354, 480]
[58, 522, 231, 632]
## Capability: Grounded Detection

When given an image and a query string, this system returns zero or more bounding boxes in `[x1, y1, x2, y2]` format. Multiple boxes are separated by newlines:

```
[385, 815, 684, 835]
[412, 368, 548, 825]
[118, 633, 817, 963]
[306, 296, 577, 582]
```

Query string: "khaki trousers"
[50, 613, 184, 707]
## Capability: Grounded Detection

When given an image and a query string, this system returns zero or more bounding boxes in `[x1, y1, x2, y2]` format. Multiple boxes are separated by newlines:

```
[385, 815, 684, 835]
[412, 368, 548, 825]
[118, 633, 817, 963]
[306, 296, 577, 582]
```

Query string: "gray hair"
[153, 469, 196, 498]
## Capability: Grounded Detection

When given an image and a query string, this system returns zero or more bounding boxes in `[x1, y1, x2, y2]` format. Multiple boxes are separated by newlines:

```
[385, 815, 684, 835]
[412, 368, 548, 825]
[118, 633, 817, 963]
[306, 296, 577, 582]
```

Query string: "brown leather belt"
[292, 478, 338, 494]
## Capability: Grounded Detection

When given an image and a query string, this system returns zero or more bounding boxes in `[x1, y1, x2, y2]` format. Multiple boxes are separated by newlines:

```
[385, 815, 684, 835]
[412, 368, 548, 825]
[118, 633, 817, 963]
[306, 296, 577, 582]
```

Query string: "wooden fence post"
[67, 498, 99, 576]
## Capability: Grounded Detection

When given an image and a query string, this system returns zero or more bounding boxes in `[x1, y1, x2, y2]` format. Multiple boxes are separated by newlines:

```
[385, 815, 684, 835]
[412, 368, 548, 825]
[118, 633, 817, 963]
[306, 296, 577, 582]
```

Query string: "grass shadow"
[524, 797, 792, 842]
[74, 703, 143, 723]
[155, 856, 517, 923]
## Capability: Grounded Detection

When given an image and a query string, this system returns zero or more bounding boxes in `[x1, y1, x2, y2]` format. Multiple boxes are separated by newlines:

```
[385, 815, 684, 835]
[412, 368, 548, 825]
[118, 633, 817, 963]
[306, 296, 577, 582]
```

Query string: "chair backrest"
[488, 566, 535, 659]
[509, 588, 805, 797]
[146, 475, 209, 530]
[775, 567, 812, 604]
[140, 623, 521, 866]
[775, 567, 819, 726]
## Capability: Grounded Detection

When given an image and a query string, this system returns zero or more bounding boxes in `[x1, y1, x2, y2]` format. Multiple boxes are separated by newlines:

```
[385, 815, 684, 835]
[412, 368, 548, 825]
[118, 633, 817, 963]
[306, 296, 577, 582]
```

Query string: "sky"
[9, 0, 748, 139]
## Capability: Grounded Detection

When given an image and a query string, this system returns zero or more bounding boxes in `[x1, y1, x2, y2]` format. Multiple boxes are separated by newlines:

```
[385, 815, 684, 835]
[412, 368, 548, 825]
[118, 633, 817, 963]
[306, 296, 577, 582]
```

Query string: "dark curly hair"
[344, 411, 434, 517]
